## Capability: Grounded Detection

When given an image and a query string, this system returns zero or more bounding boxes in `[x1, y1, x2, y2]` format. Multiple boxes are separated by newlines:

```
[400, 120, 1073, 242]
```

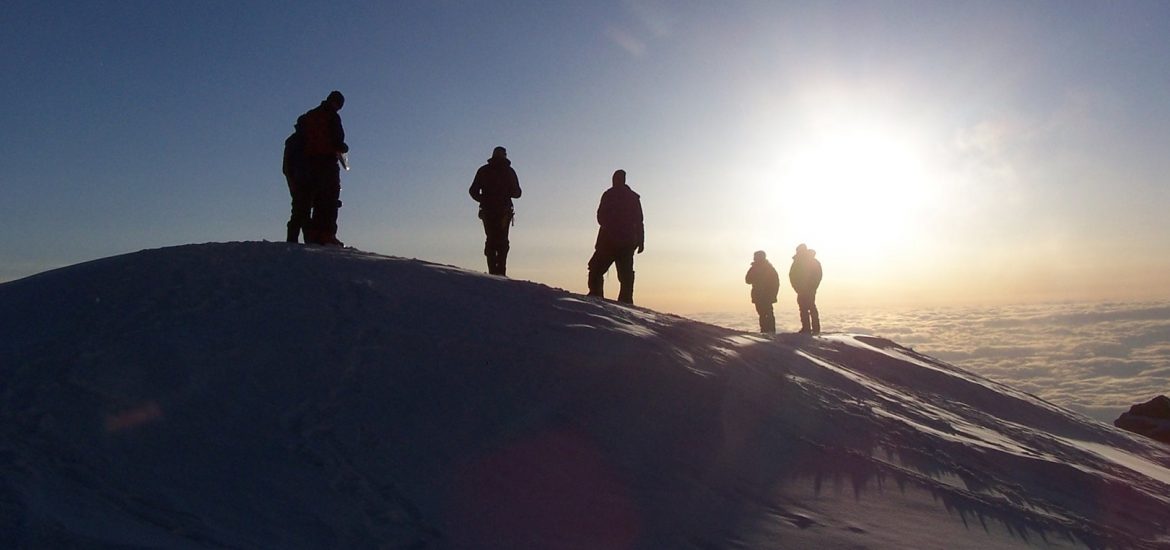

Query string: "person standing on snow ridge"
[294, 90, 349, 246]
[789, 243, 822, 335]
[282, 129, 309, 243]
[469, 146, 522, 276]
[587, 169, 644, 304]
[745, 250, 780, 334]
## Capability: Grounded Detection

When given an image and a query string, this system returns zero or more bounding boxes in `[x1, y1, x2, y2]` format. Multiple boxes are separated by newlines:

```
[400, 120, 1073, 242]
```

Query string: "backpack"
[282, 131, 303, 177]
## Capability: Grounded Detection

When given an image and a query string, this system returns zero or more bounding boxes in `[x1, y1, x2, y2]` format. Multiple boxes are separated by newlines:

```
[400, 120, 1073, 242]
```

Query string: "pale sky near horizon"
[4, 1, 1170, 314]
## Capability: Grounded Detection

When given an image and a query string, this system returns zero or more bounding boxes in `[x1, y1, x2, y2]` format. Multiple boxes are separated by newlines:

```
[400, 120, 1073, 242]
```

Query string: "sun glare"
[770, 120, 936, 265]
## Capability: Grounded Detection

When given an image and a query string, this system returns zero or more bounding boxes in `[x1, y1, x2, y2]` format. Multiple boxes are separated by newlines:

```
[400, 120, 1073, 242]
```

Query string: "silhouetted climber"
[789, 243, 822, 335]
[295, 90, 349, 246]
[745, 250, 780, 334]
[587, 169, 644, 304]
[282, 130, 308, 243]
[469, 146, 522, 276]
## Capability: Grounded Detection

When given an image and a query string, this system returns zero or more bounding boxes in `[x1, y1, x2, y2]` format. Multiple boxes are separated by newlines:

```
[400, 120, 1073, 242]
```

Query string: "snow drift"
[2, 242, 1169, 549]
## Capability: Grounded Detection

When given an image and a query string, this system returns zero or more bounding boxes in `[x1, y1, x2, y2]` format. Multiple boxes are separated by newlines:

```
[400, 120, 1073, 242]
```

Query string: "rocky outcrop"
[1114, 395, 1170, 444]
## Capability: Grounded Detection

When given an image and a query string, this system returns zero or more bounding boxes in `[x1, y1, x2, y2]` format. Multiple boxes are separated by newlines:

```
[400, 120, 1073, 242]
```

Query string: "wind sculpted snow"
[1, 242, 1169, 548]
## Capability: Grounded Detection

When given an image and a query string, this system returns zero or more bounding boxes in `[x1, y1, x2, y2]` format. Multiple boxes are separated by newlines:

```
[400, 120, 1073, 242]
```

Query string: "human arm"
[510, 168, 522, 199]
[635, 196, 645, 253]
[468, 168, 483, 203]
[331, 112, 348, 154]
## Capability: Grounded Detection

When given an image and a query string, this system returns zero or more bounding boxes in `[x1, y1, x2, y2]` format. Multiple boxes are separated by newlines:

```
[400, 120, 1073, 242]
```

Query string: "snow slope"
[2, 242, 1168, 549]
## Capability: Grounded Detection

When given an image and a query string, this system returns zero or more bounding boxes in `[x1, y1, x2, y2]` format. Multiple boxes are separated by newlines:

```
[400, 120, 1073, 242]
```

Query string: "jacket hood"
[487, 157, 512, 167]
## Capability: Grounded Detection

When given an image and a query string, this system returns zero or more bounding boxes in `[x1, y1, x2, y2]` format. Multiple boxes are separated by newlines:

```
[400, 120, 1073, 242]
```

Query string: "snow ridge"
[2, 242, 1169, 549]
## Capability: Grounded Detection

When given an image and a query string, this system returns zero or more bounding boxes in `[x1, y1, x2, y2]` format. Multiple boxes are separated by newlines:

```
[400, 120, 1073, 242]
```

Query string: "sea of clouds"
[693, 300, 1170, 424]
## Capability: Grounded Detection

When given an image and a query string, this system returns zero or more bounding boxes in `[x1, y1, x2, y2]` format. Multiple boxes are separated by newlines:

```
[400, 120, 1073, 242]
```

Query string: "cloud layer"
[696, 301, 1170, 424]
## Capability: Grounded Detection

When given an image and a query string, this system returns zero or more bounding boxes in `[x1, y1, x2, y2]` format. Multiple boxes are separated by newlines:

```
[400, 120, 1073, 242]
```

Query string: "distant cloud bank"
[695, 301, 1170, 424]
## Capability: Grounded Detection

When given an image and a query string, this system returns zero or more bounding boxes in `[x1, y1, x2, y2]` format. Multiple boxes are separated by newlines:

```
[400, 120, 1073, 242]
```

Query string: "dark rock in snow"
[1114, 395, 1170, 444]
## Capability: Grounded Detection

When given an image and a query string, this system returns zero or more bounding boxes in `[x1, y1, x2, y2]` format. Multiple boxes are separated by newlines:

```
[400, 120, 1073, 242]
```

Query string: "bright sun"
[770, 120, 936, 264]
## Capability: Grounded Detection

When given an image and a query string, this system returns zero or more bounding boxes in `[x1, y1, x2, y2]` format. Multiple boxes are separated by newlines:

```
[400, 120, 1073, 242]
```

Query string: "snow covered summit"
[2, 242, 1169, 549]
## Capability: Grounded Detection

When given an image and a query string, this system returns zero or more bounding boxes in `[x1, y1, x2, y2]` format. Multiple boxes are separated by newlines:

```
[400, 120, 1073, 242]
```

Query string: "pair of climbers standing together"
[745, 244, 822, 335]
[468, 150, 644, 304]
[283, 91, 349, 246]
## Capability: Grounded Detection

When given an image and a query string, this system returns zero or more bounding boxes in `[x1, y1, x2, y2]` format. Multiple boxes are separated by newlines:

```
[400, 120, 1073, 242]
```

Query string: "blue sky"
[4, 1, 1170, 312]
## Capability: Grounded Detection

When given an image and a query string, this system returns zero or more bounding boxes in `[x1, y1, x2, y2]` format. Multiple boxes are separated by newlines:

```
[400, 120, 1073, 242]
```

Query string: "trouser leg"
[614, 249, 636, 304]
[305, 160, 341, 245]
[586, 269, 605, 296]
[483, 214, 511, 275]
[809, 294, 820, 334]
[286, 176, 311, 243]
[313, 182, 341, 244]
[587, 249, 614, 297]
[495, 222, 510, 276]
[302, 179, 322, 244]
[756, 303, 775, 334]
[797, 293, 813, 333]
[482, 219, 495, 274]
